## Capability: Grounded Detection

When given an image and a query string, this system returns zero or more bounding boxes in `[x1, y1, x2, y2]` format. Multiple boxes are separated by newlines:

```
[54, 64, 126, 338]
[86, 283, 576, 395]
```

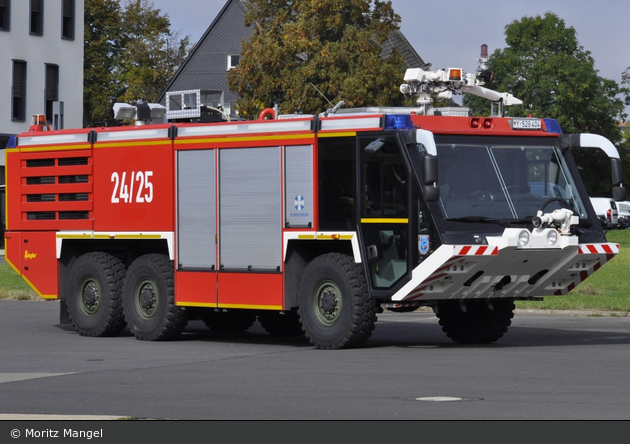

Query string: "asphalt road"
[0, 299, 629, 420]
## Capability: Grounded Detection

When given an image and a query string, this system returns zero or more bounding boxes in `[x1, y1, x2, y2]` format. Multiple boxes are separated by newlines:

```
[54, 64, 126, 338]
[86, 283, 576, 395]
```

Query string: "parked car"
[615, 200, 630, 229]
[589, 197, 619, 229]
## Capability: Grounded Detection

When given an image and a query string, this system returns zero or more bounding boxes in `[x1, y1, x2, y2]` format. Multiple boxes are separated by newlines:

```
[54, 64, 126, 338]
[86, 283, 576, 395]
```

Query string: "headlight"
[547, 230, 558, 246]
[518, 230, 530, 247]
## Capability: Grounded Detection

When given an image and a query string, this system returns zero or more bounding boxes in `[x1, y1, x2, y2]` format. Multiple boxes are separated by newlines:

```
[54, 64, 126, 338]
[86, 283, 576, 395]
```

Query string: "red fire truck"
[4, 67, 625, 349]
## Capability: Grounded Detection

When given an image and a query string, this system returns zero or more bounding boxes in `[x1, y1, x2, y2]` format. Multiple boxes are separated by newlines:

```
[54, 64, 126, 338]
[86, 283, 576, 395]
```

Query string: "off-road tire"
[298, 253, 378, 349]
[66, 252, 126, 337]
[122, 254, 187, 341]
[435, 299, 515, 344]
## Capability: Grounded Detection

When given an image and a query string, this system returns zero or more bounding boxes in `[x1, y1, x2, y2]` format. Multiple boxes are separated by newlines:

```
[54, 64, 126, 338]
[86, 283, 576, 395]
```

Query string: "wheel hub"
[137, 282, 157, 318]
[320, 288, 338, 315]
[315, 281, 341, 325]
[81, 281, 100, 315]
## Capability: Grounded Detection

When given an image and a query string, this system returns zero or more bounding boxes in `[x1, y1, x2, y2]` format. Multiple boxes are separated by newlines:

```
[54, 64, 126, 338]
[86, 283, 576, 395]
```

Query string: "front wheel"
[122, 254, 187, 341]
[435, 299, 515, 344]
[298, 253, 377, 349]
[66, 252, 126, 337]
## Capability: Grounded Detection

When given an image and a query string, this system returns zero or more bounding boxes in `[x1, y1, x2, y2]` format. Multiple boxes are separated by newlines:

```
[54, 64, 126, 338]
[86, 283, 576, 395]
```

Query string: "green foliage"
[227, 0, 408, 118]
[118, 0, 191, 105]
[463, 12, 628, 197]
[0, 263, 38, 300]
[516, 230, 630, 312]
[83, 0, 124, 127]
[83, 0, 192, 127]
[621, 66, 630, 107]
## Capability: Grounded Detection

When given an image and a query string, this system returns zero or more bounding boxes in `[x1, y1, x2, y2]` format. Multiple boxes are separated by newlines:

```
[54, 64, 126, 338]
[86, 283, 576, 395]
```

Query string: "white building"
[0, 0, 84, 239]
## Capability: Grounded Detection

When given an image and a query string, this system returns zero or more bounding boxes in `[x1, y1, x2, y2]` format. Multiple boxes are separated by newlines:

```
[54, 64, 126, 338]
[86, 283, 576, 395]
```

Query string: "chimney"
[480, 44, 488, 59]
[478, 44, 488, 69]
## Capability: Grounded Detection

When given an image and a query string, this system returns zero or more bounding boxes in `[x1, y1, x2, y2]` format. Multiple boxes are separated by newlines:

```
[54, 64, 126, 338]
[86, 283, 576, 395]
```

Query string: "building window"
[0, 0, 10, 32]
[61, 0, 74, 40]
[227, 55, 240, 70]
[30, 0, 43, 36]
[45, 64, 59, 124]
[12, 60, 27, 121]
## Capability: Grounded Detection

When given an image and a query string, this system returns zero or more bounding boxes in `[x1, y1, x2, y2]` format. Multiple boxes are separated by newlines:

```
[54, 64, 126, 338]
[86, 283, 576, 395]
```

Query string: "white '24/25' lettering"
[111, 171, 154, 203]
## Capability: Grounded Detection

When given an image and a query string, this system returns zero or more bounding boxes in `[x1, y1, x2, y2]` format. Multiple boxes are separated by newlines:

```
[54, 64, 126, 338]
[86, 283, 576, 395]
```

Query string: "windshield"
[435, 138, 588, 221]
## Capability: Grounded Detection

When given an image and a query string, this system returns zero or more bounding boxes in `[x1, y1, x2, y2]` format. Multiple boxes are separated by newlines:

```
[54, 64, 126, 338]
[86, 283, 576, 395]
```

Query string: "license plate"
[511, 118, 542, 130]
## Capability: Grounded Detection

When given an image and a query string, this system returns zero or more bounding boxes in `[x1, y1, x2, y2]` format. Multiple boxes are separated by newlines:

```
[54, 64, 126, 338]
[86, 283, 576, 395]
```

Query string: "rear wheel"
[66, 252, 126, 337]
[298, 253, 377, 349]
[122, 254, 187, 341]
[435, 299, 515, 344]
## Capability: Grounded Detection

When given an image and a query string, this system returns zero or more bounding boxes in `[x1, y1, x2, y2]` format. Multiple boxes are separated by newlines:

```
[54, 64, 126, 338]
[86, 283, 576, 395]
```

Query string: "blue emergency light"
[544, 119, 562, 134]
[385, 114, 414, 130]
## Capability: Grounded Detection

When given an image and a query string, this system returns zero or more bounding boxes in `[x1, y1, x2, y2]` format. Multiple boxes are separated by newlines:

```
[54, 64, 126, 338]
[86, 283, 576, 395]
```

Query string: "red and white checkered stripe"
[555, 243, 619, 295]
[406, 246, 498, 300]
[578, 243, 619, 256]
[453, 245, 499, 256]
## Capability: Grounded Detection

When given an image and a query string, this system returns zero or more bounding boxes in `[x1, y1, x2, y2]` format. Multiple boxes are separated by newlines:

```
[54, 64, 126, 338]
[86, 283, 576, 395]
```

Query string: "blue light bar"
[5, 135, 16, 149]
[385, 114, 414, 130]
[544, 119, 562, 134]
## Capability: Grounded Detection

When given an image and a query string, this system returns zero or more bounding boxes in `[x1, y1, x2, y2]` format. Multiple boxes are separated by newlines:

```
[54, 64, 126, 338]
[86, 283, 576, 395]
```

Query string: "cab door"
[358, 135, 413, 294]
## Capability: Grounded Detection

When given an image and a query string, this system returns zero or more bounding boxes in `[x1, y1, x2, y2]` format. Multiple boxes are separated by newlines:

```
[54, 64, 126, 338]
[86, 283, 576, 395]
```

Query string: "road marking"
[0, 373, 76, 384]
[0, 414, 124, 420]
[412, 396, 482, 402]
[416, 396, 464, 402]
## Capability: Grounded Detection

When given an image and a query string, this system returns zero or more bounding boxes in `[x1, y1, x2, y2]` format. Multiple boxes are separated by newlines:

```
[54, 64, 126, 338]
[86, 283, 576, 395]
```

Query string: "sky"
[151, 0, 630, 111]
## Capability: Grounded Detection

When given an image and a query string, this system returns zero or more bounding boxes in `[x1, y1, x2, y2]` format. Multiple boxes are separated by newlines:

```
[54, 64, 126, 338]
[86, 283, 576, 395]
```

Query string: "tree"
[621, 66, 630, 107]
[83, 0, 192, 127]
[118, 0, 191, 104]
[227, 0, 408, 119]
[83, 0, 124, 127]
[463, 13, 628, 196]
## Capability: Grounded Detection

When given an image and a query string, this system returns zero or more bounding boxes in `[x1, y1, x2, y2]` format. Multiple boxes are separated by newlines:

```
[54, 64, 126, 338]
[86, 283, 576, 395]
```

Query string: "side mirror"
[423, 154, 438, 185]
[423, 185, 440, 201]
[613, 186, 626, 202]
[423, 154, 439, 201]
[611, 157, 624, 186]
[610, 158, 626, 201]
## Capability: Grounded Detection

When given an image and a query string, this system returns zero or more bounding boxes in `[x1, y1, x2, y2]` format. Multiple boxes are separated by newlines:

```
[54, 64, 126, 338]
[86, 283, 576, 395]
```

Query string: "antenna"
[309, 82, 334, 107]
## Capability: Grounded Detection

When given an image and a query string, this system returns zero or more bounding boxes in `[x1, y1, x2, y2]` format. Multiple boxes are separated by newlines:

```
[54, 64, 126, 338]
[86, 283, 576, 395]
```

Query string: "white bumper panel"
[392, 236, 618, 302]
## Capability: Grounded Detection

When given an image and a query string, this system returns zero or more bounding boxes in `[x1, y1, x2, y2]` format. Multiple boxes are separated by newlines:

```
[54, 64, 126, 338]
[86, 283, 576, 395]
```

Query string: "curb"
[408, 307, 629, 317]
[514, 308, 630, 317]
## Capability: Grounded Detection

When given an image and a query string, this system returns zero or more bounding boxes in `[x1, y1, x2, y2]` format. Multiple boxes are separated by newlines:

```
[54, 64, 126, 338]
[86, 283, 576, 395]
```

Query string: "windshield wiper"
[506, 217, 533, 227]
[445, 216, 505, 225]
[445, 216, 534, 227]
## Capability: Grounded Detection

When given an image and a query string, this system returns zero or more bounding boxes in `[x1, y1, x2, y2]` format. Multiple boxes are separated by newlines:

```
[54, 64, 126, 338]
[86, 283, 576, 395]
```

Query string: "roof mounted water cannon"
[400, 67, 522, 116]
[532, 208, 579, 235]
